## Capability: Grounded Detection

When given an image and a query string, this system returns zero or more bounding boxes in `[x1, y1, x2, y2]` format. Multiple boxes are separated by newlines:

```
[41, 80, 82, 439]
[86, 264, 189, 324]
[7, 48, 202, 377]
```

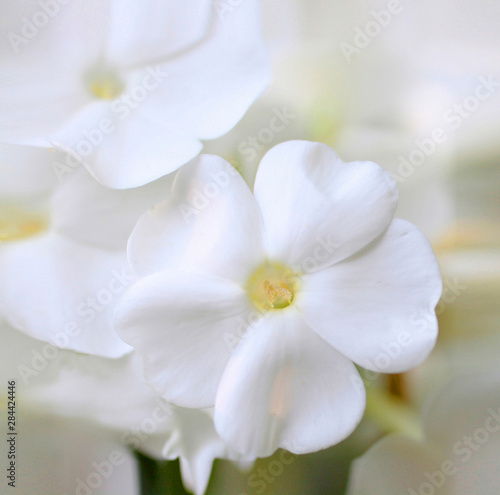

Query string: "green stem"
[365, 386, 423, 440]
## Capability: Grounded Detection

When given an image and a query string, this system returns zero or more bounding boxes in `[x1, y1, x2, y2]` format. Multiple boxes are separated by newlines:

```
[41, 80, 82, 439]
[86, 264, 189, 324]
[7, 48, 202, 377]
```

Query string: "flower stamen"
[263, 280, 294, 309]
[247, 261, 299, 311]
[88, 71, 124, 100]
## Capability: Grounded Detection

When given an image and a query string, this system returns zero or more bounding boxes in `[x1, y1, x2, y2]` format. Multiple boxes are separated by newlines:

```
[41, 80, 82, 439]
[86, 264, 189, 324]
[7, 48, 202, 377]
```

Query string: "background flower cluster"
[1, 0, 500, 494]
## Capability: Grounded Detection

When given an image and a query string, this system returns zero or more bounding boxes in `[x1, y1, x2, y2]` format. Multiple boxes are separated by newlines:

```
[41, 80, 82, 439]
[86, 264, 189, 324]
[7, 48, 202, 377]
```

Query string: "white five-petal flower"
[0, 0, 270, 188]
[0, 144, 173, 357]
[115, 141, 443, 457]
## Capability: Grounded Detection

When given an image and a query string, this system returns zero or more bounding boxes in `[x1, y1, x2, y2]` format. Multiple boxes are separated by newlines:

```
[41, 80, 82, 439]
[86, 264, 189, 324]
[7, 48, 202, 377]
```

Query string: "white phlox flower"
[0, 0, 270, 188]
[0, 144, 173, 357]
[114, 140, 442, 457]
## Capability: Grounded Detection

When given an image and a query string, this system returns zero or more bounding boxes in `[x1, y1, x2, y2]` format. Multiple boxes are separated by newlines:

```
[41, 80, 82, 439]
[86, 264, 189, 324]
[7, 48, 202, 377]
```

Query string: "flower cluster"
[0, 2, 451, 494]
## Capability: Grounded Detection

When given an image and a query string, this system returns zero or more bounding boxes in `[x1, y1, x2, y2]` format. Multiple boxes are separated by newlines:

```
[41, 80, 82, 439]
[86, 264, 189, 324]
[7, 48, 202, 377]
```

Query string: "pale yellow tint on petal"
[89, 72, 124, 100]
[0, 204, 49, 242]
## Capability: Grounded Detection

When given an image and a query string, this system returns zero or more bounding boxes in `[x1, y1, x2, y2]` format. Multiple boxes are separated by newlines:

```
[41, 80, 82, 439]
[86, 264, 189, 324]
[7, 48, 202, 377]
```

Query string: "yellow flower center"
[88, 71, 124, 100]
[247, 261, 300, 311]
[0, 204, 49, 242]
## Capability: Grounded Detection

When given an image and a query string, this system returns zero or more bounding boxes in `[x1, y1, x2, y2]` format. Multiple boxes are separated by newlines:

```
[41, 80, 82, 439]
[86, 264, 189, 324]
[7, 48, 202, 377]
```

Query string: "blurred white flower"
[6, 414, 140, 495]
[348, 373, 500, 495]
[115, 141, 442, 457]
[0, 0, 270, 188]
[0, 321, 140, 495]
[0, 319, 253, 495]
[0, 144, 173, 357]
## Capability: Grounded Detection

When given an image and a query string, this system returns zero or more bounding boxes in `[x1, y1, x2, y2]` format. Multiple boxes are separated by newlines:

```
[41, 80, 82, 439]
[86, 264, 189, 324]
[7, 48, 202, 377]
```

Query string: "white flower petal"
[0, 0, 109, 65]
[128, 154, 266, 283]
[163, 408, 248, 495]
[180, 457, 211, 495]
[170, 414, 220, 495]
[51, 104, 204, 189]
[0, 233, 131, 358]
[214, 310, 365, 457]
[29, 354, 174, 436]
[253, 141, 398, 270]
[114, 269, 252, 408]
[106, 1, 213, 69]
[139, 0, 271, 141]
[0, 144, 58, 197]
[51, 167, 174, 250]
[1, 320, 174, 449]
[0, 66, 87, 147]
[0, 0, 108, 145]
[300, 219, 442, 373]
